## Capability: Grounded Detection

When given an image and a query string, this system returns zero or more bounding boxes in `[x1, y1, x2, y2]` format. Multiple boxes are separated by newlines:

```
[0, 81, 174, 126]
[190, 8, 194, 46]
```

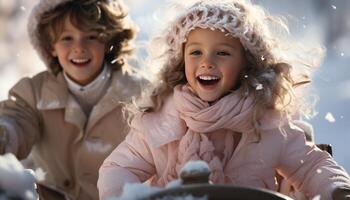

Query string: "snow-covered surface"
[165, 179, 183, 189]
[0, 0, 349, 173]
[110, 161, 211, 200]
[180, 160, 210, 175]
[156, 195, 208, 200]
[0, 153, 37, 200]
[109, 183, 161, 200]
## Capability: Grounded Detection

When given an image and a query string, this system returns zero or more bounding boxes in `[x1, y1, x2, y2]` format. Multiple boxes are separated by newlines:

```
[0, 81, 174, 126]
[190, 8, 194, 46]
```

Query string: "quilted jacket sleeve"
[98, 119, 156, 200]
[277, 123, 350, 200]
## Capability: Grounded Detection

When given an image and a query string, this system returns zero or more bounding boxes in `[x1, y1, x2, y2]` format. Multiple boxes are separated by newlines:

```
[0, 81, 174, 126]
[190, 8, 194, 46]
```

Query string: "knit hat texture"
[162, 0, 276, 67]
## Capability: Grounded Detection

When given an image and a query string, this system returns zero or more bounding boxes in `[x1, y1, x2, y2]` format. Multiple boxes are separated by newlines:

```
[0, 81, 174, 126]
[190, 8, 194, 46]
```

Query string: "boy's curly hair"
[32, 0, 136, 74]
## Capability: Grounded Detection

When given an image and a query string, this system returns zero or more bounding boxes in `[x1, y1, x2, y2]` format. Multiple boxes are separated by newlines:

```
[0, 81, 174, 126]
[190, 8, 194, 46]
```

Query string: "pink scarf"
[156, 84, 256, 186]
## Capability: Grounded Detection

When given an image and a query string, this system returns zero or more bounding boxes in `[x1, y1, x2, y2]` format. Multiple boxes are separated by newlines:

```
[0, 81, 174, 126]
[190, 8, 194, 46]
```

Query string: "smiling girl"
[98, 0, 350, 200]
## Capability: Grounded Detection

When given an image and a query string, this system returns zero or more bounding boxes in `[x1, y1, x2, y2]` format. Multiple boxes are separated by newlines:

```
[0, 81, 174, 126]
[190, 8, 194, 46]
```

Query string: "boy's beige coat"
[0, 69, 140, 200]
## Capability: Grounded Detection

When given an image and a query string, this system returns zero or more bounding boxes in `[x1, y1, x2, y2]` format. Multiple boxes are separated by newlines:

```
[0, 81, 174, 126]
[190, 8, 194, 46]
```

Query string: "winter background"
[0, 0, 349, 174]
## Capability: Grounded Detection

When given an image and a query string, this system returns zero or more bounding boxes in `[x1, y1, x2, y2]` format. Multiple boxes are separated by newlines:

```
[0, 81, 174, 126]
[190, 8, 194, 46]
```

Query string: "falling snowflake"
[260, 55, 265, 61]
[331, 5, 337, 10]
[341, 52, 345, 57]
[255, 84, 263, 90]
[111, 58, 118, 64]
[300, 160, 304, 164]
[244, 75, 249, 78]
[325, 112, 336, 123]
[109, 45, 114, 51]
[10, 95, 17, 102]
[316, 169, 322, 174]
[303, 24, 307, 29]
[312, 195, 321, 200]
[20, 6, 26, 11]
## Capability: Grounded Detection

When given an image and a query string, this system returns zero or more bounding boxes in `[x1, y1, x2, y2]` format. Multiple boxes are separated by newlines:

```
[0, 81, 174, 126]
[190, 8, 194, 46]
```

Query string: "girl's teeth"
[198, 75, 219, 80]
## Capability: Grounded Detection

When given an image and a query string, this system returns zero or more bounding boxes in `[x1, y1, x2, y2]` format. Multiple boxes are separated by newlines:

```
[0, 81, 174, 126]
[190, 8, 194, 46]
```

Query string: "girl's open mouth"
[197, 75, 220, 86]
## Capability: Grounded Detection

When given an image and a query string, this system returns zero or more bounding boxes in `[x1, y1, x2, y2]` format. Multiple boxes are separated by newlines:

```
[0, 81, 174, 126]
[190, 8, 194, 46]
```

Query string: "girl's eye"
[217, 51, 230, 56]
[190, 50, 202, 56]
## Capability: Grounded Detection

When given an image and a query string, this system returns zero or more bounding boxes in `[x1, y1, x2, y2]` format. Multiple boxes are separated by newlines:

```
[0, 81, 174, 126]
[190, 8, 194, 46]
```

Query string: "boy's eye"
[60, 36, 72, 41]
[87, 35, 98, 40]
[190, 50, 202, 56]
[217, 51, 230, 56]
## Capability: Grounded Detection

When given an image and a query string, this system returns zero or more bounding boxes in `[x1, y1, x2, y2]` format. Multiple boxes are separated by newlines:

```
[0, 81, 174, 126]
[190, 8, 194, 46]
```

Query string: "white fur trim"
[27, 0, 73, 71]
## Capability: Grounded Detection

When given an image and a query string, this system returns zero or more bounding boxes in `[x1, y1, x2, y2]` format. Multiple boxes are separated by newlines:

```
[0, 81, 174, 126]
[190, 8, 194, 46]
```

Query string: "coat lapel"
[85, 70, 139, 133]
[37, 72, 87, 138]
[37, 73, 67, 110]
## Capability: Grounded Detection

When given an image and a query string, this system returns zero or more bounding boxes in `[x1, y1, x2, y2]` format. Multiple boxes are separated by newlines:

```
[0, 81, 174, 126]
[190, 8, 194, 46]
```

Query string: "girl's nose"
[200, 55, 215, 69]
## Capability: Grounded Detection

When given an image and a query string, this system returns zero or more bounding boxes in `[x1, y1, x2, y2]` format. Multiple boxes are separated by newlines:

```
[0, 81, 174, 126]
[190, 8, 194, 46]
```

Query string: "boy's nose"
[73, 42, 86, 54]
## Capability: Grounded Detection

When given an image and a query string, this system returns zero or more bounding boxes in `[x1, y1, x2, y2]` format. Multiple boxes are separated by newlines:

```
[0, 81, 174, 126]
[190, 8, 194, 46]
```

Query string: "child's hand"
[0, 126, 8, 154]
[332, 186, 350, 200]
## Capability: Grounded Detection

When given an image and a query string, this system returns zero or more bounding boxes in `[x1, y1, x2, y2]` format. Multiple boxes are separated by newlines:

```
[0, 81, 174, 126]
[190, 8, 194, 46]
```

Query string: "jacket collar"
[85, 69, 136, 133]
[36, 70, 137, 136]
[37, 72, 68, 110]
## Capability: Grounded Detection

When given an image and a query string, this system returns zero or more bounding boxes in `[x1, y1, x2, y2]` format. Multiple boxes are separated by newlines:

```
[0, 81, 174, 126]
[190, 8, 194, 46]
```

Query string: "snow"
[325, 112, 336, 123]
[156, 195, 208, 200]
[180, 160, 210, 175]
[312, 195, 321, 200]
[112, 161, 211, 199]
[165, 179, 182, 189]
[110, 183, 160, 200]
[85, 140, 113, 153]
[255, 84, 264, 90]
[0, 153, 38, 200]
[111, 58, 118, 64]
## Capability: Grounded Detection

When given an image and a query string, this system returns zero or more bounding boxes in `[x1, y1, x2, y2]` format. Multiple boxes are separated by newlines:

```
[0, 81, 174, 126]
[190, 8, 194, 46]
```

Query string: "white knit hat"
[161, 0, 277, 67]
[27, 0, 73, 72]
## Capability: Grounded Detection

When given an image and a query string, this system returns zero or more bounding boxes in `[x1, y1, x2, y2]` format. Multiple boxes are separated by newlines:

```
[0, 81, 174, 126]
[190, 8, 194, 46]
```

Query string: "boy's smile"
[70, 58, 91, 67]
[51, 17, 106, 85]
[184, 28, 246, 102]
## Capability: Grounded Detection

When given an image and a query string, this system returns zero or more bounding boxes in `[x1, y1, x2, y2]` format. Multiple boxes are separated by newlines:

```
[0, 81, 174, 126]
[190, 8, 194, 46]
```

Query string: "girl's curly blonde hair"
[128, 0, 324, 132]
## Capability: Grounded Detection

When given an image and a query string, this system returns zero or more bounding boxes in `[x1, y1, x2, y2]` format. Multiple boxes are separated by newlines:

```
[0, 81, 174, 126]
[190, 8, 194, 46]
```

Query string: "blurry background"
[0, 0, 349, 171]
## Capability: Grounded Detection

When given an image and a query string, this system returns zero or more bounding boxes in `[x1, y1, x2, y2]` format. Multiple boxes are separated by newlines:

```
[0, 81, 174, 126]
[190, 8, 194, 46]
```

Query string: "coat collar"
[85, 69, 138, 133]
[36, 70, 139, 137]
[37, 72, 68, 110]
